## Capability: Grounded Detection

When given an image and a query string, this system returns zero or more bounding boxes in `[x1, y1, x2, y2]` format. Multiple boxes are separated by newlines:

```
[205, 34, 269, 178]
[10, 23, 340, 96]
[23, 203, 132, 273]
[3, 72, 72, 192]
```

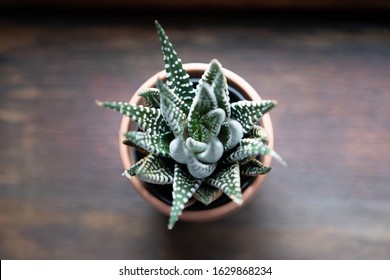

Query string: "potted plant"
[97, 21, 285, 229]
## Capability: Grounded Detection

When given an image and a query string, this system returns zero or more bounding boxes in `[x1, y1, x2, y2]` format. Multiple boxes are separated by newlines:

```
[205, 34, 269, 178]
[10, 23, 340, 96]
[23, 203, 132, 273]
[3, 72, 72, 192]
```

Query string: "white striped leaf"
[187, 155, 217, 179]
[212, 70, 230, 118]
[202, 108, 226, 137]
[185, 137, 208, 154]
[123, 131, 173, 158]
[122, 156, 149, 178]
[168, 164, 202, 229]
[136, 154, 174, 184]
[230, 100, 277, 134]
[224, 138, 287, 166]
[188, 82, 217, 137]
[138, 88, 160, 108]
[155, 21, 195, 111]
[248, 125, 270, 143]
[192, 124, 209, 143]
[194, 185, 223, 206]
[200, 59, 230, 118]
[157, 80, 188, 138]
[206, 163, 242, 205]
[240, 158, 272, 176]
[96, 101, 169, 134]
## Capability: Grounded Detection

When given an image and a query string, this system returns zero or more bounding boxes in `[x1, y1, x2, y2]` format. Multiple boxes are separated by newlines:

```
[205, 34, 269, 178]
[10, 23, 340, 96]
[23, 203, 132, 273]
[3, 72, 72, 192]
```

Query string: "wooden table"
[1, 12, 389, 259]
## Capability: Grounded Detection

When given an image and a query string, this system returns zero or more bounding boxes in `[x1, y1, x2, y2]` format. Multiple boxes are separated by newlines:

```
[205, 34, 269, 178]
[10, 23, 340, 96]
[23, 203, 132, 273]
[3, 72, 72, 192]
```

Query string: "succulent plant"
[97, 21, 286, 229]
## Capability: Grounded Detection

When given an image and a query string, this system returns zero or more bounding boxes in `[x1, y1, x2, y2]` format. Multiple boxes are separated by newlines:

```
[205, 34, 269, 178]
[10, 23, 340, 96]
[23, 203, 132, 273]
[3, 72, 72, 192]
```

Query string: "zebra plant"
[97, 21, 286, 229]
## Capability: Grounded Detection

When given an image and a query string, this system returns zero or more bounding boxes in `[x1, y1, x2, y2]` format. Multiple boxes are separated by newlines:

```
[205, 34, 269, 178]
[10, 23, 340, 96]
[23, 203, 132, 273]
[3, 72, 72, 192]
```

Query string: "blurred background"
[0, 1, 389, 259]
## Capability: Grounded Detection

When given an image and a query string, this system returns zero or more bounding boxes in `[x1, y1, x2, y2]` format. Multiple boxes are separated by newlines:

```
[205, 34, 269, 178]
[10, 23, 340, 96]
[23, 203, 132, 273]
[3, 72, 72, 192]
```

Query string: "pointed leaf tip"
[122, 171, 132, 179]
[206, 163, 242, 205]
[168, 165, 202, 229]
[270, 150, 288, 167]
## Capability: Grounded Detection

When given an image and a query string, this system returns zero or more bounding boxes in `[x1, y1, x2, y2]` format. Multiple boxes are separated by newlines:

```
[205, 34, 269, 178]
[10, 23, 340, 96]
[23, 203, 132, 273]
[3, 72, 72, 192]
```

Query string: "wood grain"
[1, 0, 390, 10]
[0, 14, 389, 259]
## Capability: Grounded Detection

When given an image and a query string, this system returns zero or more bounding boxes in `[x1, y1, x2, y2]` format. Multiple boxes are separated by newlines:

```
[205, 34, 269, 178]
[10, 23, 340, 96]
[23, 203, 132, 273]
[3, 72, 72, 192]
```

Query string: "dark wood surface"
[2, 0, 390, 9]
[1, 12, 389, 259]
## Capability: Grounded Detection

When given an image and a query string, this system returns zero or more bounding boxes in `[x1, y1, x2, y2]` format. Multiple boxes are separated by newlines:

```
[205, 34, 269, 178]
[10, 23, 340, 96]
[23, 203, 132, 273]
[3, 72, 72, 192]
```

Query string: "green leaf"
[188, 82, 217, 136]
[122, 156, 148, 178]
[136, 154, 174, 184]
[240, 158, 272, 176]
[206, 163, 242, 205]
[123, 131, 173, 158]
[202, 108, 226, 137]
[96, 101, 169, 134]
[248, 125, 269, 143]
[194, 185, 223, 205]
[185, 137, 208, 154]
[224, 138, 269, 163]
[199, 60, 230, 118]
[224, 138, 287, 166]
[230, 100, 277, 134]
[168, 164, 202, 229]
[169, 138, 191, 164]
[192, 124, 209, 143]
[196, 136, 224, 164]
[187, 156, 217, 179]
[157, 80, 188, 138]
[218, 119, 244, 151]
[138, 88, 160, 108]
[155, 21, 195, 110]
[120, 140, 149, 155]
[200, 59, 221, 85]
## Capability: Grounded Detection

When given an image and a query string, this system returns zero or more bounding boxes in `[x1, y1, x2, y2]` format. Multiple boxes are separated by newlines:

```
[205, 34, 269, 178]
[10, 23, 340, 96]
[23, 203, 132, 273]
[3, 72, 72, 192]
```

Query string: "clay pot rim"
[119, 63, 274, 222]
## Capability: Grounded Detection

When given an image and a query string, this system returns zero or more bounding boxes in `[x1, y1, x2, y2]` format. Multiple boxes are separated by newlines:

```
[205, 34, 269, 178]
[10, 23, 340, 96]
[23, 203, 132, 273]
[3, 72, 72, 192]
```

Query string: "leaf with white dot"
[210, 61, 230, 118]
[199, 60, 230, 117]
[136, 154, 174, 184]
[185, 137, 208, 154]
[202, 108, 226, 137]
[122, 155, 149, 179]
[194, 185, 223, 206]
[240, 158, 272, 176]
[157, 80, 188, 138]
[123, 131, 174, 158]
[155, 21, 195, 110]
[138, 88, 160, 108]
[188, 82, 218, 136]
[224, 138, 287, 166]
[206, 163, 242, 205]
[168, 164, 202, 229]
[248, 125, 270, 144]
[200, 59, 221, 85]
[187, 155, 217, 179]
[192, 124, 209, 143]
[96, 101, 169, 135]
[121, 140, 149, 155]
[230, 100, 277, 134]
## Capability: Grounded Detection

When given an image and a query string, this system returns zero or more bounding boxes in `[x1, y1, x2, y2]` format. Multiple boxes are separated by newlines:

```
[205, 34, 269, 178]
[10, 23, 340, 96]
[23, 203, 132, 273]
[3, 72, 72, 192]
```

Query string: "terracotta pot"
[119, 63, 274, 223]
